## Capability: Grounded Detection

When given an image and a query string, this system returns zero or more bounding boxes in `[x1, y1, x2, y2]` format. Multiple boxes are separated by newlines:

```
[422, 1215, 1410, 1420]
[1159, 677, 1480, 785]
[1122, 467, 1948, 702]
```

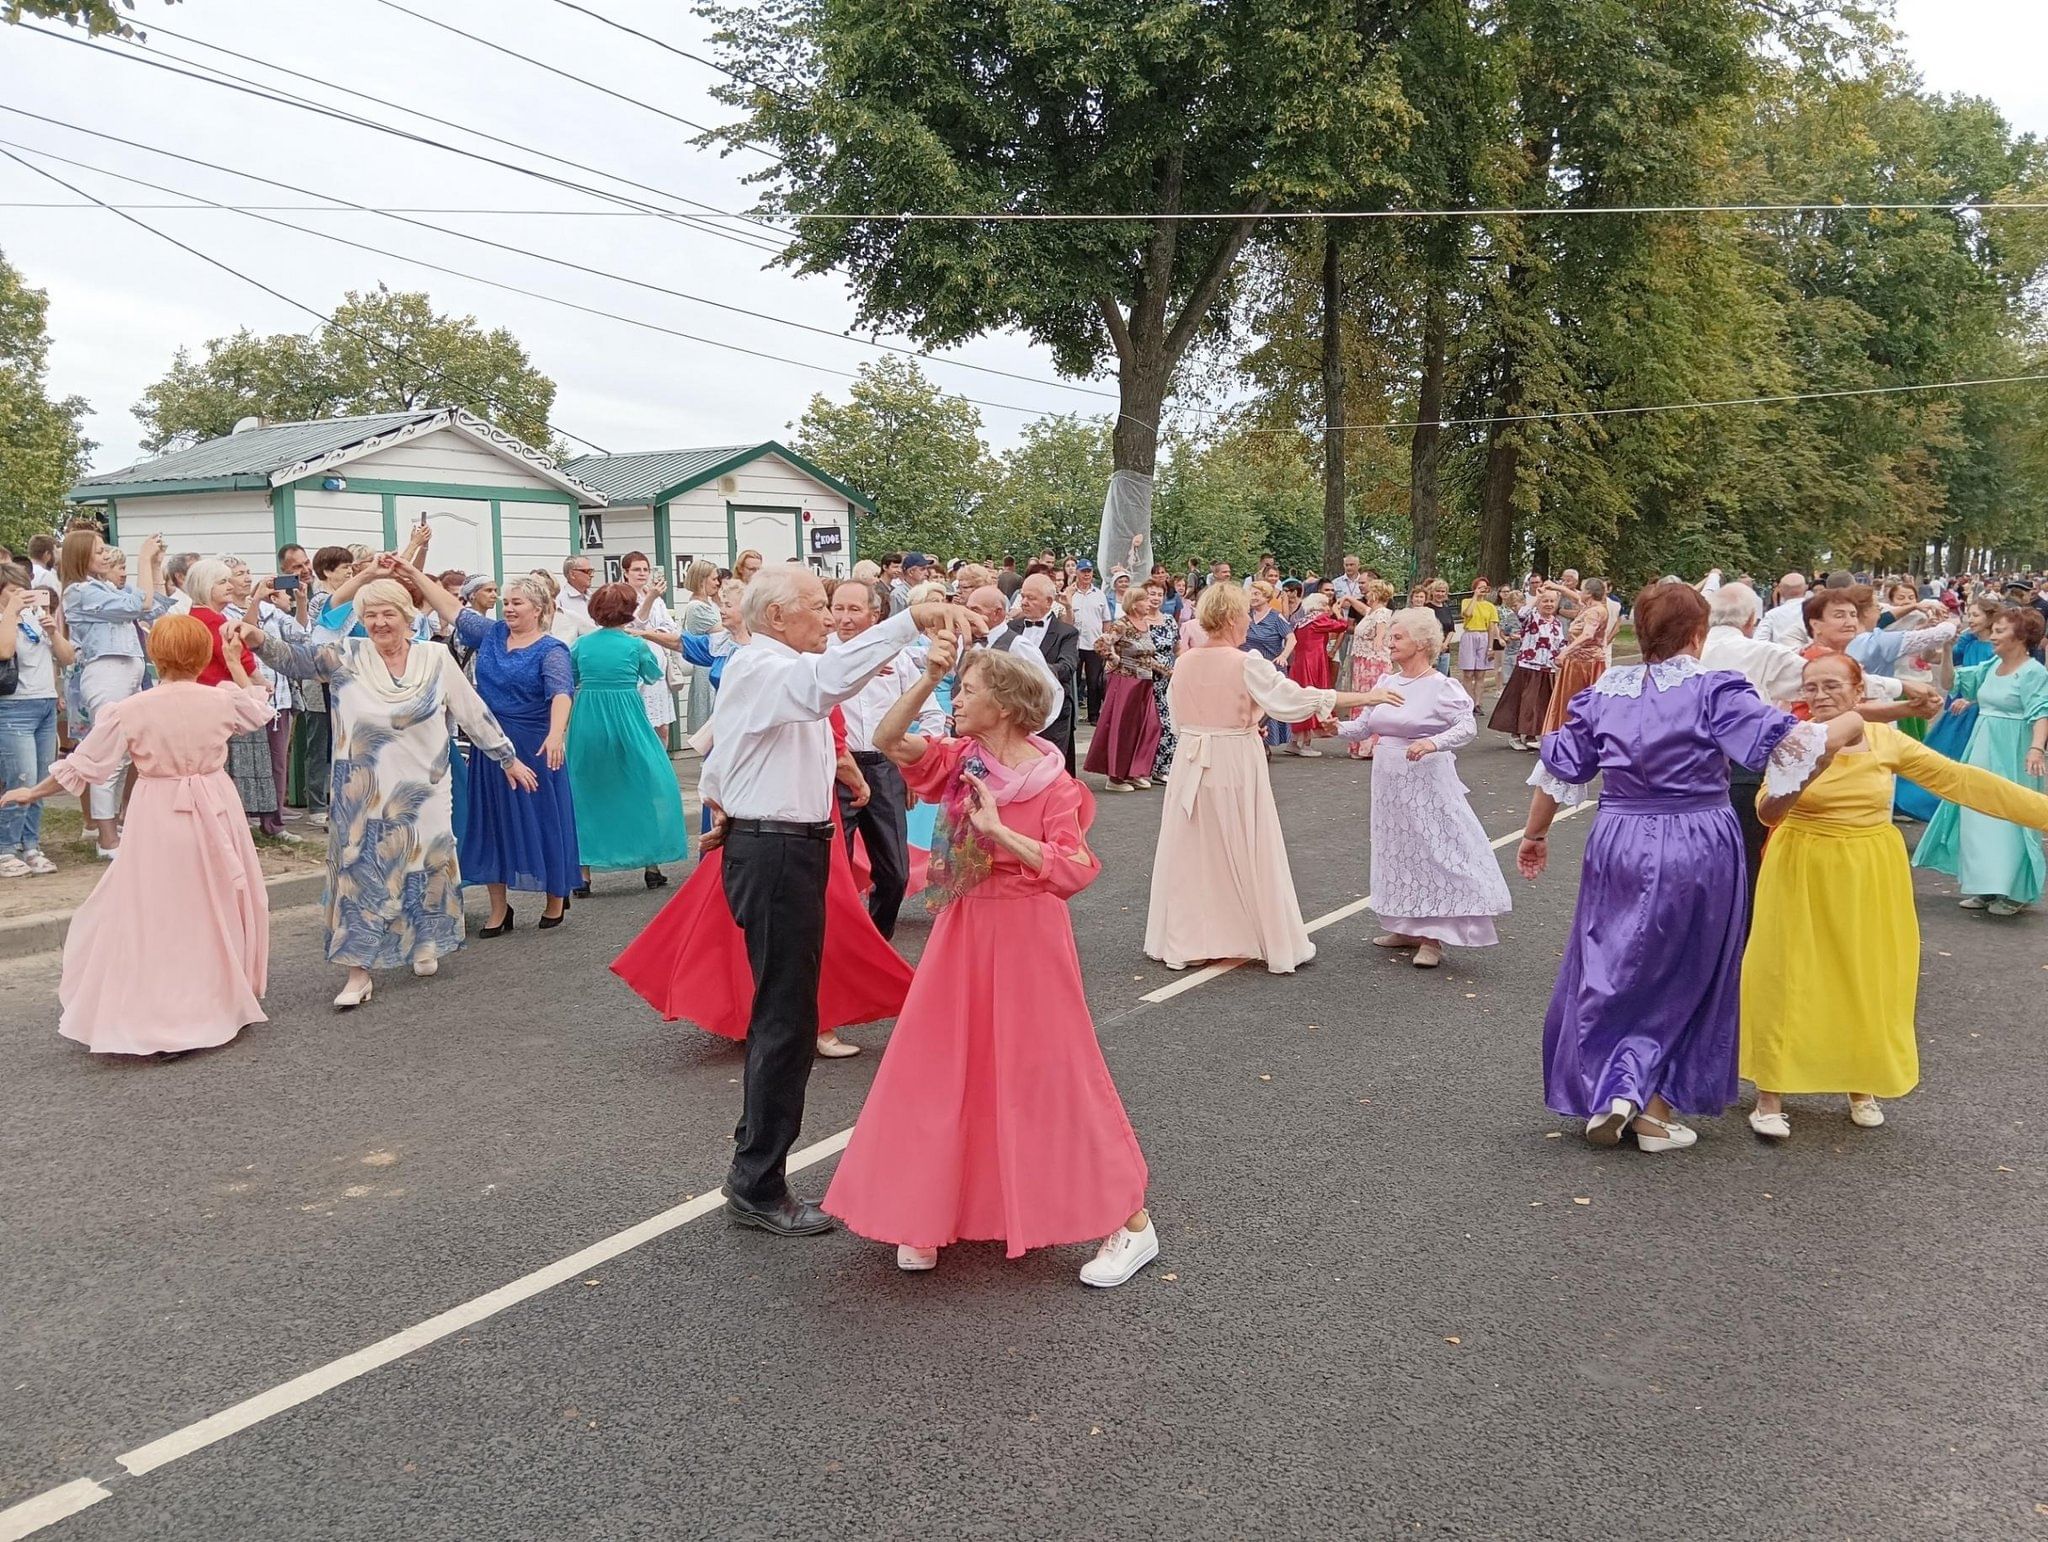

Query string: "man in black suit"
[991, 572, 1079, 772]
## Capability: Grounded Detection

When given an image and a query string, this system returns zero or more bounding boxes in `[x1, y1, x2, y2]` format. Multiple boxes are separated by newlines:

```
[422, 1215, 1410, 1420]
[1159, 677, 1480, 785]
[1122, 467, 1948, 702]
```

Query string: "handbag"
[661, 641, 689, 690]
[0, 650, 17, 697]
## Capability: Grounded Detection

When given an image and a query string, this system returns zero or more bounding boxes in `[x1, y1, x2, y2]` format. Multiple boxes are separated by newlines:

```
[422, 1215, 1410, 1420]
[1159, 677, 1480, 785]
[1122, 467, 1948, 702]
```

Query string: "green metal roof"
[563, 441, 876, 511]
[70, 413, 435, 494]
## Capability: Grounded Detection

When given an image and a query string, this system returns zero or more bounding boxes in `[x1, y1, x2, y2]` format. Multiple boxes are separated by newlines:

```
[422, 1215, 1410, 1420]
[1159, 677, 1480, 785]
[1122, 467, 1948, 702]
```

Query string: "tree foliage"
[4, 0, 172, 38]
[133, 287, 559, 453]
[0, 249, 92, 551]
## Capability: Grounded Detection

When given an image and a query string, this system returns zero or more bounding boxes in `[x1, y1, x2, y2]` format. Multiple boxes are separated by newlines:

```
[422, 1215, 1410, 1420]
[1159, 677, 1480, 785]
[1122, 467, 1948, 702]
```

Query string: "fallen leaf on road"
[1162, 1272, 1179, 1281]
[1530, 1201, 1543, 1207]
[1543, 1132, 1563, 1140]
[1089, 1426, 1102, 1437]
[1997, 1166, 2014, 1173]
[1463, 993, 1476, 999]
[1572, 1197, 1591, 1206]
[1259, 1074, 1272, 1082]
[1443, 1336, 1461, 1345]
[583, 1278, 601, 1287]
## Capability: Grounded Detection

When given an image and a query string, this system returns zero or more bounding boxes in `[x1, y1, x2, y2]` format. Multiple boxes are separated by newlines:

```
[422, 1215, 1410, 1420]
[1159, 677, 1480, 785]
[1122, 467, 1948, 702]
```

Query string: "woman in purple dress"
[1517, 584, 1863, 1153]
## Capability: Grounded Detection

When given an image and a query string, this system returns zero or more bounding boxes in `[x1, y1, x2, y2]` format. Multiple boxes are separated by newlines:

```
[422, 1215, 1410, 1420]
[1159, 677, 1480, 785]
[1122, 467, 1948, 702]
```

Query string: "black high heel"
[480, 906, 515, 938]
[537, 901, 567, 930]
[572, 883, 594, 899]
[644, 866, 668, 889]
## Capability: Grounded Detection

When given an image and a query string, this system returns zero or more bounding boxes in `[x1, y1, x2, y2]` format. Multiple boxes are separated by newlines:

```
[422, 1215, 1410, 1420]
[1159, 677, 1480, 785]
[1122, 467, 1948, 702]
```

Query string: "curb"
[0, 869, 328, 963]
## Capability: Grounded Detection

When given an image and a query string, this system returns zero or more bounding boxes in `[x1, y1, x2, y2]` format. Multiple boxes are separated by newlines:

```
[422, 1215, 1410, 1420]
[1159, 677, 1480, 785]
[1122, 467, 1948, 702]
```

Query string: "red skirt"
[610, 810, 913, 1040]
[1082, 674, 1162, 781]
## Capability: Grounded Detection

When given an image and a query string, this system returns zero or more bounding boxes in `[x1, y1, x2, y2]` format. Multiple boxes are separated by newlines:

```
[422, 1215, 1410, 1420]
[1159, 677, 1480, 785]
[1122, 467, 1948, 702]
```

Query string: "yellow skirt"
[1739, 818, 1920, 1097]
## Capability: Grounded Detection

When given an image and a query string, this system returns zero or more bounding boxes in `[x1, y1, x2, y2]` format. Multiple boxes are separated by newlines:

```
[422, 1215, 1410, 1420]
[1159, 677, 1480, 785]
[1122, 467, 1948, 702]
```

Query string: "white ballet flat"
[1412, 942, 1444, 969]
[896, 1245, 939, 1272]
[815, 1032, 861, 1059]
[333, 976, 374, 1010]
[1748, 1107, 1791, 1141]
[1847, 1097, 1885, 1128]
[1633, 1115, 1698, 1153]
[1584, 1098, 1634, 1147]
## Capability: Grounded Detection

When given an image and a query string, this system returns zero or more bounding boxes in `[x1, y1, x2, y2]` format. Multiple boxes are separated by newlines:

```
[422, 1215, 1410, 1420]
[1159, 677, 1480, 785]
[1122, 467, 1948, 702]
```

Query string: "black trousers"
[839, 750, 910, 939]
[722, 824, 831, 1206]
[1729, 767, 1768, 939]
[1043, 704, 1076, 775]
[1080, 651, 1106, 723]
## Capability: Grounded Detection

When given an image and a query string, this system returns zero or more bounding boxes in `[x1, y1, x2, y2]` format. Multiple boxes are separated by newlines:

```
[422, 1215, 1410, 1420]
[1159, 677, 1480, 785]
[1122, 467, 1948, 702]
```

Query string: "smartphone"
[25, 589, 51, 615]
[273, 574, 301, 593]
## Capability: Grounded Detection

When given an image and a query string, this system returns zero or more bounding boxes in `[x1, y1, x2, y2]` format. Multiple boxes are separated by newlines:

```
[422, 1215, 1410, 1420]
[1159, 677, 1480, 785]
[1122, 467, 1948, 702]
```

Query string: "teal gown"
[1912, 657, 2048, 904]
[567, 628, 689, 871]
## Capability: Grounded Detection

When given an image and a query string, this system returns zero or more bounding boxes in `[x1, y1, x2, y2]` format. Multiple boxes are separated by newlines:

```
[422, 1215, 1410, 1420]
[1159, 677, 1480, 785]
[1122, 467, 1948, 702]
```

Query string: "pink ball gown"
[824, 734, 1148, 1257]
[48, 681, 275, 1055]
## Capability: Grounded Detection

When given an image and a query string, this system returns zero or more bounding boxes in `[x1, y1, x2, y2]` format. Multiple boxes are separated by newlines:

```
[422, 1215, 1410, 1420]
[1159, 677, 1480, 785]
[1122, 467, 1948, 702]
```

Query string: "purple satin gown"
[1536, 665, 1801, 1118]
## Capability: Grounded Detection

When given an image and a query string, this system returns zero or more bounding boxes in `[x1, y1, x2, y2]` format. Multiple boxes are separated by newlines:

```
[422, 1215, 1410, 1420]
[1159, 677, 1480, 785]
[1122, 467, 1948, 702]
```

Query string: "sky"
[2, 0, 2045, 476]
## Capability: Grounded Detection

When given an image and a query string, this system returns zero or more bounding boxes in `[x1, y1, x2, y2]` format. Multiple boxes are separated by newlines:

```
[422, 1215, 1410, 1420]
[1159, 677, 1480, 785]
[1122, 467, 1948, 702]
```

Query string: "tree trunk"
[1408, 282, 1448, 584]
[1321, 223, 1347, 577]
[1111, 367, 1164, 477]
[1477, 364, 1522, 587]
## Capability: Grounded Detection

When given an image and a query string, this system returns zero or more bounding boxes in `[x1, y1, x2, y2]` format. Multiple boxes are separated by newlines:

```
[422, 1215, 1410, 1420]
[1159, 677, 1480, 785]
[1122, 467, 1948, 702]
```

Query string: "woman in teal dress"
[568, 583, 689, 891]
[1912, 606, 2048, 914]
[1896, 594, 2001, 821]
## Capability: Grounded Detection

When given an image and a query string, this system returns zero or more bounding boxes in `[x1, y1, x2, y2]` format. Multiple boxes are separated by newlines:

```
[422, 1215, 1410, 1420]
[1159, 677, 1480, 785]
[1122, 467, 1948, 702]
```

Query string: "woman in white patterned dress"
[1336, 608, 1511, 969]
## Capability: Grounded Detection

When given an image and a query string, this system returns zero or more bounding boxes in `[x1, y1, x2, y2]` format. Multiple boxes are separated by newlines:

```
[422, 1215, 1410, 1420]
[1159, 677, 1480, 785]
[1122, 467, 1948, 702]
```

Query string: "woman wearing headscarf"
[409, 564, 579, 934]
[825, 639, 1157, 1287]
[1146, 583, 1397, 974]
[567, 583, 688, 892]
[2, 614, 275, 1056]
[1741, 651, 2048, 1137]
[59, 528, 171, 856]
[1520, 583, 1862, 1153]
[247, 581, 536, 1008]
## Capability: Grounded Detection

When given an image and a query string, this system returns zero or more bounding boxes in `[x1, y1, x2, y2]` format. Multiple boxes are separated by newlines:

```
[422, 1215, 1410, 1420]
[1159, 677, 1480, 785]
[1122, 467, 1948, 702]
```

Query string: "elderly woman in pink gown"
[1336, 607, 1512, 969]
[1, 614, 273, 1057]
[1145, 583, 1398, 973]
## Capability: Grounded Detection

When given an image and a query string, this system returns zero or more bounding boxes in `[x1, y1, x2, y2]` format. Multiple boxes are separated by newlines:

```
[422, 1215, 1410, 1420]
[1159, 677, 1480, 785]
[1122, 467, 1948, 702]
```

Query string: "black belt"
[728, 818, 835, 839]
[851, 748, 890, 764]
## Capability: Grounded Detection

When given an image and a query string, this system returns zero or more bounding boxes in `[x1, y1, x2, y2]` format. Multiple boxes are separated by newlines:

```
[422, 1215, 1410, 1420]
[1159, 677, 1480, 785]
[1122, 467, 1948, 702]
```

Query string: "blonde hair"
[683, 558, 718, 598]
[959, 647, 1054, 729]
[1248, 579, 1277, 605]
[1195, 580, 1249, 634]
[354, 577, 417, 618]
[58, 527, 101, 588]
[849, 558, 881, 588]
[907, 580, 949, 606]
[1392, 605, 1444, 657]
[1364, 578, 1395, 607]
[183, 557, 234, 608]
[503, 573, 556, 625]
[735, 548, 764, 578]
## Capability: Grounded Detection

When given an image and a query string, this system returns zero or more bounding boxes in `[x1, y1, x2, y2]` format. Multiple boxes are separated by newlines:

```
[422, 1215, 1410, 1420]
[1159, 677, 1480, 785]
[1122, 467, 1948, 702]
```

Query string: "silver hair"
[740, 562, 814, 632]
[353, 577, 417, 619]
[1391, 605, 1444, 658]
[1708, 583, 1762, 630]
[183, 557, 234, 608]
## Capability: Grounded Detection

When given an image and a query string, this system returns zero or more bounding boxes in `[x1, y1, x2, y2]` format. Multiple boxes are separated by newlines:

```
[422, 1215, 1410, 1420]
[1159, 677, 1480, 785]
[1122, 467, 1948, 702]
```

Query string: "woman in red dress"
[610, 707, 912, 1056]
[1283, 594, 1350, 756]
[824, 638, 1157, 1288]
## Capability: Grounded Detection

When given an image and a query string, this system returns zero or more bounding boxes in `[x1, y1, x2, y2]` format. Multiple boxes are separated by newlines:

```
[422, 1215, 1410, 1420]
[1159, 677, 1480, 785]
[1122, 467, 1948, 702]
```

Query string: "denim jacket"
[62, 579, 172, 664]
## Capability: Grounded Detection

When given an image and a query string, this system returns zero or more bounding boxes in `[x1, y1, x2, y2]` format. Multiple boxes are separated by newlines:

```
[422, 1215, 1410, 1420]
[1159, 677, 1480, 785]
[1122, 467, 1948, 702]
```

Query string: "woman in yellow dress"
[1740, 652, 2048, 1138]
[1454, 578, 1502, 701]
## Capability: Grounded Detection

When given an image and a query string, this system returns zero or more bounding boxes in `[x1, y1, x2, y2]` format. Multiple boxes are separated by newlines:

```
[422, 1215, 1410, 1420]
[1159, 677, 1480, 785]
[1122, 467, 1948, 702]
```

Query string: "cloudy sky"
[1, 0, 2042, 474]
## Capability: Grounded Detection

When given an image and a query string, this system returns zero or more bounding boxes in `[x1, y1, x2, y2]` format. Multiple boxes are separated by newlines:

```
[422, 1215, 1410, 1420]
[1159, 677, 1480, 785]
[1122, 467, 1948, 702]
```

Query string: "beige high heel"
[333, 974, 374, 1010]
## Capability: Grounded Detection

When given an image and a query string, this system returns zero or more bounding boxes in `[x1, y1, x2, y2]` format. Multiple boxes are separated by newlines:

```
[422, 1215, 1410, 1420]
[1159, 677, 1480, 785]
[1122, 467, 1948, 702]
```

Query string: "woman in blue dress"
[410, 566, 579, 934]
[1895, 593, 2000, 821]
[1241, 580, 1294, 750]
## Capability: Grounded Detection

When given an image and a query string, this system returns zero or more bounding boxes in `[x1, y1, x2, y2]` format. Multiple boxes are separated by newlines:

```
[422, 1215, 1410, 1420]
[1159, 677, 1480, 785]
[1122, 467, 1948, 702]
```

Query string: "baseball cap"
[903, 551, 932, 570]
[1075, 558, 1094, 571]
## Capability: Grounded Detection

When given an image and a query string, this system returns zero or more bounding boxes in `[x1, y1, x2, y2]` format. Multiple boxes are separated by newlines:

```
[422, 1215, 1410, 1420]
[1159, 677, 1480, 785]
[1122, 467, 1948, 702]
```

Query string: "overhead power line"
[0, 148, 611, 456]
[544, 0, 755, 85]
[0, 104, 1115, 403]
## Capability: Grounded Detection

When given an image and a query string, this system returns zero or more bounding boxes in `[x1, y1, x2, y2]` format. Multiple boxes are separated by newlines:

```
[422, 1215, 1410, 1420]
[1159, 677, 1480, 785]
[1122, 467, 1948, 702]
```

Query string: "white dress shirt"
[1702, 625, 1906, 705]
[1757, 596, 1810, 647]
[699, 609, 920, 822]
[997, 617, 1067, 729]
[560, 587, 592, 621]
[1069, 585, 1111, 648]
[832, 634, 946, 751]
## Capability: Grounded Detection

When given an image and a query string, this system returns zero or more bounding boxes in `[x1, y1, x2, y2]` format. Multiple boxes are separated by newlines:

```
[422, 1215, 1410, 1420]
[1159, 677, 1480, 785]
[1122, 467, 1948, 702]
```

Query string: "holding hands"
[923, 631, 961, 681]
[908, 602, 986, 656]
[1406, 738, 1439, 761]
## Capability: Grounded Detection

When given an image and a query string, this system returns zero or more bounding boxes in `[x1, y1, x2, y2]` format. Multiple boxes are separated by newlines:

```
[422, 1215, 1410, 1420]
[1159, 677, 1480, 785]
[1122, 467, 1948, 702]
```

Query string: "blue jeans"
[0, 696, 58, 853]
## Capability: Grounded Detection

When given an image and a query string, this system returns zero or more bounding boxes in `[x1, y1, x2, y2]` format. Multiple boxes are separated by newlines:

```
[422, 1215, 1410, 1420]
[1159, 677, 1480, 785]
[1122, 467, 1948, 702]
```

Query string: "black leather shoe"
[723, 1189, 836, 1237]
[479, 907, 514, 938]
[572, 884, 594, 899]
[644, 866, 669, 889]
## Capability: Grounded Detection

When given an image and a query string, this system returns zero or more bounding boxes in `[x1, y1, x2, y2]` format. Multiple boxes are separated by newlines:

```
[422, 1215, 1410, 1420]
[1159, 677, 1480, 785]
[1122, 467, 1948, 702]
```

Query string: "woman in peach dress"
[1145, 583, 1398, 973]
[2, 615, 274, 1057]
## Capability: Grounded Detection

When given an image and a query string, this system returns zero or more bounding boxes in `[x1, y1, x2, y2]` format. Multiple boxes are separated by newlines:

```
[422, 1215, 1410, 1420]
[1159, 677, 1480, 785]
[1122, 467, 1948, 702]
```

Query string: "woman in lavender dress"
[1517, 584, 1863, 1153]
[1337, 608, 1510, 970]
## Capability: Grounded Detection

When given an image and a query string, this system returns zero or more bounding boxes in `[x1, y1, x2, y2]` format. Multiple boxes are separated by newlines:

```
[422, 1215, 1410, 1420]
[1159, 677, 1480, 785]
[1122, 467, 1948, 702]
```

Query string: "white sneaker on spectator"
[268, 828, 305, 845]
[0, 854, 29, 880]
[1987, 898, 2024, 917]
[1079, 1220, 1159, 1288]
[1847, 1096, 1885, 1128]
[22, 848, 55, 875]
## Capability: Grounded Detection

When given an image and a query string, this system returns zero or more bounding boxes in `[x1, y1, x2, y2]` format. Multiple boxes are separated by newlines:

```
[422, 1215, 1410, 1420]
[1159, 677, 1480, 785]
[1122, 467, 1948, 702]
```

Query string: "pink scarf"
[924, 734, 1065, 912]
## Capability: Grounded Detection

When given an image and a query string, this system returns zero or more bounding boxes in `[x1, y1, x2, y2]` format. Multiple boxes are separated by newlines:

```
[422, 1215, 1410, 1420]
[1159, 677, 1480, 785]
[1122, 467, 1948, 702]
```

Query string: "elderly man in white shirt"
[701, 565, 978, 1237]
[558, 553, 597, 622]
[828, 578, 943, 942]
[963, 586, 1065, 732]
[1757, 571, 1810, 647]
[1067, 560, 1112, 724]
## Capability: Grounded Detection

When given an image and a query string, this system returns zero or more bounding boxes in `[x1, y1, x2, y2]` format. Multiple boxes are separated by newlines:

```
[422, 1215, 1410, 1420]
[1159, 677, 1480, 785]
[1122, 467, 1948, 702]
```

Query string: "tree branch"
[1096, 295, 1135, 371]
[1162, 194, 1271, 368]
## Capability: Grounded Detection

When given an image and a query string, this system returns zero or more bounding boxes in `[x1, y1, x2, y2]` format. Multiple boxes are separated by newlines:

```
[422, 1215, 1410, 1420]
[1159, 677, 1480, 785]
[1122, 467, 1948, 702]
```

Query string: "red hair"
[1631, 582, 1709, 662]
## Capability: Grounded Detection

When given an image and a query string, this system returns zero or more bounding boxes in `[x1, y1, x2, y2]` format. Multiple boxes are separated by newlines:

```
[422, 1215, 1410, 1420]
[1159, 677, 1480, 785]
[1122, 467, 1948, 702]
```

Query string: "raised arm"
[873, 633, 953, 769]
[246, 621, 350, 683]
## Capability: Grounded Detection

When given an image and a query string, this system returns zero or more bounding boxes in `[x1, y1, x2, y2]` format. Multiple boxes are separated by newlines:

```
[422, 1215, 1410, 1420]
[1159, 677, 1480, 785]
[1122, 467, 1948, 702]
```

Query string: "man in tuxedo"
[991, 572, 1079, 771]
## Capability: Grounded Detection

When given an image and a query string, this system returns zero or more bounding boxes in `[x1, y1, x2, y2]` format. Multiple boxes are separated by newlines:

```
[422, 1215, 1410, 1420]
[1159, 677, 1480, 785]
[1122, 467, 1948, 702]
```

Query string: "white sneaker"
[1133, 777, 1153, 789]
[267, 827, 305, 845]
[1748, 1107, 1791, 1140]
[1080, 1220, 1159, 1288]
[0, 854, 29, 879]
[1958, 895, 1989, 910]
[1584, 1097, 1634, 1147]
[308, 810, 330, 829]
[1295, 745, 1323, 757]
[1847, 1097, 1885, 1128]
[1103, 779, 1134, 792]
[815, 1032, 861, 1058]
[1987, 898, 2025, 917]
[896, 1245, 939, 1272]
[1634, 1115, 1698, 1153]
[96, 845, 118, 861]
[21, 848, 56, 875]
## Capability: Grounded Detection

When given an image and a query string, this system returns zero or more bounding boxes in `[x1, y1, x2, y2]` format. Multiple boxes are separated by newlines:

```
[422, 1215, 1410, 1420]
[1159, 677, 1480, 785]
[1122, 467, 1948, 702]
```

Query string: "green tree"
[790, 358, 994, 557]
[133, 286, 560, 452]
[705, 0, 1414, 565]
[979, 415, 1114, 562]
[4, 0, 172, 37]
[0, 249, 92, 551]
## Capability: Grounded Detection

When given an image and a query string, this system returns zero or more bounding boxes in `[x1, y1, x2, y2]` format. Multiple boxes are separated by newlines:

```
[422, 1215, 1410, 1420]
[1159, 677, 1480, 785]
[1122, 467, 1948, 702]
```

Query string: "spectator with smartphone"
[0, 564, 78, 877]
[60, 527, 170, 857]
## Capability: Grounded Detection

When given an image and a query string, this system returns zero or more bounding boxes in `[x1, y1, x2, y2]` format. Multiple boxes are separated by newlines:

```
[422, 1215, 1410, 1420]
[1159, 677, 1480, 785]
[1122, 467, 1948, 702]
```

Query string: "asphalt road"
[3, 729, 2044, 1541]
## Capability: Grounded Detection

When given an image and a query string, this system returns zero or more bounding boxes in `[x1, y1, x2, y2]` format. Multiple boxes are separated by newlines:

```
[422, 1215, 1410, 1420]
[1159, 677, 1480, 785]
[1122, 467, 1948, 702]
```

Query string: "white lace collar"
[1592, 654, 1705, 699]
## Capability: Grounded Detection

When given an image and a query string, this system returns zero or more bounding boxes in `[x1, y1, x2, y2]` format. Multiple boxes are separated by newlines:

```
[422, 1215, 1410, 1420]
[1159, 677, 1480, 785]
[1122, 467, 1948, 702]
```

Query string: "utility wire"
[0, 103, 1116, 401]
[0, 138, 1090, 423]
[367, 0, 781, 162]
[0, 148, 611, 456]
[545, 0, 747, 83]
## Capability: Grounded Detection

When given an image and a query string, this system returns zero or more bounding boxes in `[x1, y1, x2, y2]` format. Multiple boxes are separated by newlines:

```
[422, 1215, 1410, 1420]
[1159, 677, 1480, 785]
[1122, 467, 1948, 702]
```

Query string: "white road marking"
[0, 1479, 112, 1541]
[1137, 801, 1593, 1004]
[0, 1129, 857, 1536]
